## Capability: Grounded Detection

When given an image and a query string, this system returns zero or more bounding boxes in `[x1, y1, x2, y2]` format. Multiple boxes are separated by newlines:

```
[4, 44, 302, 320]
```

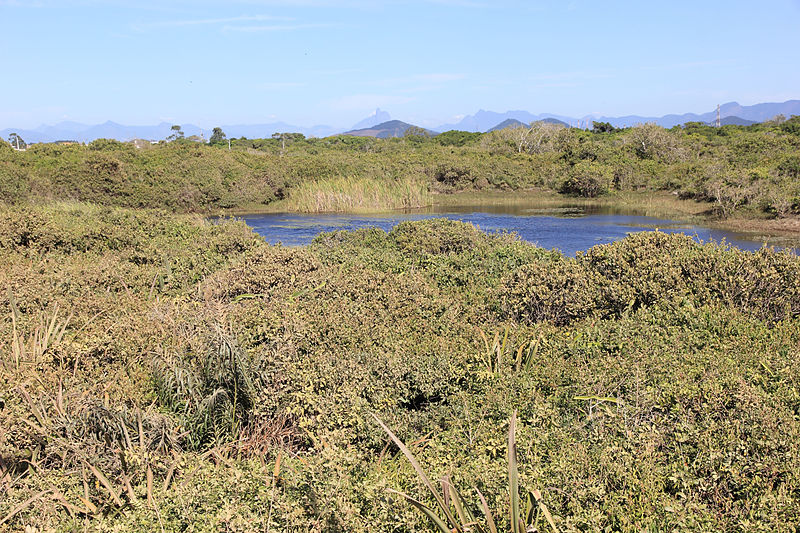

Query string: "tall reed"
[282, 176, 431, 213]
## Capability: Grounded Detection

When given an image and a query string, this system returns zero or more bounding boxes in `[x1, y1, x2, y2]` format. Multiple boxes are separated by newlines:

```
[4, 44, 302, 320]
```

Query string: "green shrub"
[390, 218, 490, 255]
[499, 257, 611, 325]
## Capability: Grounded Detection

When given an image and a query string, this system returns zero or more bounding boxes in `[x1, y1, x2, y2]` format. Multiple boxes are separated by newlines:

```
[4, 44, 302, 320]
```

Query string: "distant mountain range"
[2, 100, 797, 143]
[434, 100, 800, 132]
[435, 110, 578, 132]
[0, 121, 340, 144]
[715, 116, 756, 126]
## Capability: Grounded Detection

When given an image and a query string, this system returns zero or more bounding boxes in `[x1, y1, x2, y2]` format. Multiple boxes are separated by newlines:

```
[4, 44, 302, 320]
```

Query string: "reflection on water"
[237, 203, 796, 256]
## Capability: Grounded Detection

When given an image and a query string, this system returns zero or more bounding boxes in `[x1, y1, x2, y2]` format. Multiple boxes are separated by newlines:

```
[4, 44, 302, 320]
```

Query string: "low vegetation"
[2, 204, 799, 531]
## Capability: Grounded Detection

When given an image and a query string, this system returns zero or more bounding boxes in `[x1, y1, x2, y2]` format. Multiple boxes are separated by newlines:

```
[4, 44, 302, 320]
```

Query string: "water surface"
[239, 204, 794, 256]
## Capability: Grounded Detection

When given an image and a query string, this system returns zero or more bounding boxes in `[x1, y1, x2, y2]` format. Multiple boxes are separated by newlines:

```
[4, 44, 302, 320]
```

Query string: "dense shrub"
[498, 231, 800, 326]
[558, 161, 613, 197]
[430, 162, 476, 190]
[499, 257, 611, 324]
[2, 201, 800, 531]
[202, 245, 322, 301]
[390, 218, 490, 255]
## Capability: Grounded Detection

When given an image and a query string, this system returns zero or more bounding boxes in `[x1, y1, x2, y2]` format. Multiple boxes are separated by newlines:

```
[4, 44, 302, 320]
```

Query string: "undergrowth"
[1, 203, 799, 531]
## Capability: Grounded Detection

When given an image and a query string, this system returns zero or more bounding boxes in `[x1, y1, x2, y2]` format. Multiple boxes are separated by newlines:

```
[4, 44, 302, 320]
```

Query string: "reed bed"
[281, 175, 431, 213]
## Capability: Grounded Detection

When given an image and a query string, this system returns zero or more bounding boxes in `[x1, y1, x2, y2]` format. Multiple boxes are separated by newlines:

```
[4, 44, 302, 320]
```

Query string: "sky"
[1, 0, 799, 129]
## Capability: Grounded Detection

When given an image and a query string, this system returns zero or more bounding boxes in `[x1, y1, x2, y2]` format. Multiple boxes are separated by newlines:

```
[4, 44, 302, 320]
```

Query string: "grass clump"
[376, 411, 558, 533]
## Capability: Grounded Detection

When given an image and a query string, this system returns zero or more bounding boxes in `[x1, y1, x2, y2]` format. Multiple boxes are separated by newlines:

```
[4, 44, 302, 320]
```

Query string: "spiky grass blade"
[0, 490, 53, 526]
[533, 489, 559, 533]
[373, 414, 460, 531]
[84, 461, 123, 507]
[508, 411, 520, 533]
[448, 480, 484, 532]
[387, 489, 453, 533]
[476, 489, 498, 533]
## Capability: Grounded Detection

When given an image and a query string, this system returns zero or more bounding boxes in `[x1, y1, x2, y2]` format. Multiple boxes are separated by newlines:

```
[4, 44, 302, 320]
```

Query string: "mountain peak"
[351, 108, 392, 130]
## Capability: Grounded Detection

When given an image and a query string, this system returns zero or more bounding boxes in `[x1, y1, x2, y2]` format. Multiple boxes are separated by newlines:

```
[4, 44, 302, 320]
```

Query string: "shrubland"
[2, 204, 799, 531]
[2, 118, 800, 218]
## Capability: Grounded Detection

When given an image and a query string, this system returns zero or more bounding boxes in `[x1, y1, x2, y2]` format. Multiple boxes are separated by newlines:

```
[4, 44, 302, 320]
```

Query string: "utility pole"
[716, 104, 721, 128]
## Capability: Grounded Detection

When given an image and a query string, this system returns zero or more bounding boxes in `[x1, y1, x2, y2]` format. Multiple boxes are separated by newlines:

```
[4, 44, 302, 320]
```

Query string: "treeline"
[2, 117, 799, 216]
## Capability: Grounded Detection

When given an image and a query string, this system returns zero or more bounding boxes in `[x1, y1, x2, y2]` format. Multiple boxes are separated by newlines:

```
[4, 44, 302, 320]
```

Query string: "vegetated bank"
[1, 117, 799, 227]
[2, 203, 799, 531]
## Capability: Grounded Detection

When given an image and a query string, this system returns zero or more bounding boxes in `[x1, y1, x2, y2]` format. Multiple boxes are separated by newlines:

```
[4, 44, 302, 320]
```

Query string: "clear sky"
[2, 0, 799, 129]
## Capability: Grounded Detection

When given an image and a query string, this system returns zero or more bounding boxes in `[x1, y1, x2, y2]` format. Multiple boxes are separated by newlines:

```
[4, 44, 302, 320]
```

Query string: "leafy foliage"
[2, 205, 800, 531]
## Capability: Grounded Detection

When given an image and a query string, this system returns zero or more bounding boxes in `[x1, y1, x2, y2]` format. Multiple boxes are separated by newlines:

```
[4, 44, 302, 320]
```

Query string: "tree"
[167, 124, 184, 142]
[435, 130, 482, 147]
[627, 122, 676, 160]
[271, 132, 305, 154]
[8, 132, 27, 150]
[592, 121, 616, 133]
[781, 115, 800, 136]
[403, 126, 430, 138]
[209, 127, 227, 145]
[486, 121, 562, 154]
[765, 114, 786, 125]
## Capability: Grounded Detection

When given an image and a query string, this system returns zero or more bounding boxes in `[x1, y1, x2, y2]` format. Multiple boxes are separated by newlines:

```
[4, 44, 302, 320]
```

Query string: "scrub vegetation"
[2, 204, 799, 531]
[1, 118, 800, 531]
[2, 117, 800, 220]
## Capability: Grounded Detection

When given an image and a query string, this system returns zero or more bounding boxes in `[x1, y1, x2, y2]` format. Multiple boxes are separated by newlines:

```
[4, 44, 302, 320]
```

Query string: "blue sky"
[2, 0, 799, 129]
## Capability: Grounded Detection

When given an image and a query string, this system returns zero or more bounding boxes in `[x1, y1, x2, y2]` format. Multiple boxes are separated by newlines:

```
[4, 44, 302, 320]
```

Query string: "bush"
[498, 232, 800, 326]
[558, 161, 613, 197]
[390, 218, 490, 255]
[201, 245, 323, 301]
[499, 257, 611, 325]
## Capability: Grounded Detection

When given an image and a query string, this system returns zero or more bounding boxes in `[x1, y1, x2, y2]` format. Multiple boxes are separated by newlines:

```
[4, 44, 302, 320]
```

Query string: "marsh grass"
[280, 175, 431, 213]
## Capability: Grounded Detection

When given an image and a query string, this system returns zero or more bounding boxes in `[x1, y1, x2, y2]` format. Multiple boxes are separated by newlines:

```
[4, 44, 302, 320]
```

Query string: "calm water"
[239, 203, 795, 256]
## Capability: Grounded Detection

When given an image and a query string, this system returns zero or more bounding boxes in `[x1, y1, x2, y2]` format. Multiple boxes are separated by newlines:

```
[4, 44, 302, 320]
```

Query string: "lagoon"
[238, 202, 794, 256]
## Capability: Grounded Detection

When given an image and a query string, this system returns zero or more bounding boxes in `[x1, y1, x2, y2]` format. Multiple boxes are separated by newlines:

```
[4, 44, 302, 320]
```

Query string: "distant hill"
[488, 119, 527, 131]
[342, 120, 435, 138]
[707, 116, 757, 126]
[541, 117, 570, 127]
[590, 100, 800, 128]
[217, 123, 338, 139]
[435, 100, 800, 131]
[0, 121, 339, 143]
[350, 108, 392, 130]
[488, 117, 570, 132]
[3, 99, 798, 144]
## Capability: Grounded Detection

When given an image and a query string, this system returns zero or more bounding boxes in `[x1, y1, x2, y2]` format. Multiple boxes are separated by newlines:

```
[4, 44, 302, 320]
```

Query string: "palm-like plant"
[153, 330, 257, 449]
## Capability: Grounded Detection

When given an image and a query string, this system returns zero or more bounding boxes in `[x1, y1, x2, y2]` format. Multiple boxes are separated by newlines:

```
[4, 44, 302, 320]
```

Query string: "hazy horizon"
[3, 0, 800, 130]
